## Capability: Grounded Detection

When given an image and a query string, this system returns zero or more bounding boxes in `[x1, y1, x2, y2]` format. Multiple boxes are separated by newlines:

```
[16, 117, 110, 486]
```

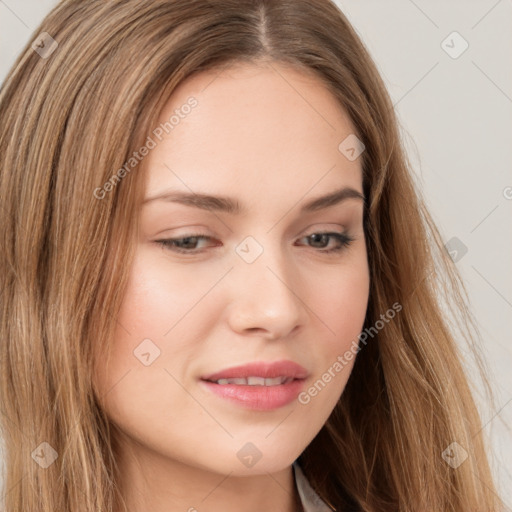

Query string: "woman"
[0, 1, 504, 511]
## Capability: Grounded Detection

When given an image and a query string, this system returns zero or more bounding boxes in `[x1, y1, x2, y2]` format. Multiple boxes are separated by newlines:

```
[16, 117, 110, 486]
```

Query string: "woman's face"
[94, 61, 370, 477]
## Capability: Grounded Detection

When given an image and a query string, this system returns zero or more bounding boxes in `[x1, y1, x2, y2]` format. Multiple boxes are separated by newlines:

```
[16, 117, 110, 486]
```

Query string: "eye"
[297, 231, 355, 254]
[154, 231, 354, 255]
[155, 233, 217, 254]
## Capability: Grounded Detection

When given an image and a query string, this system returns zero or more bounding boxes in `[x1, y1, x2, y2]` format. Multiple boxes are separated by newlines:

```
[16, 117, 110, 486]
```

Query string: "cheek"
[309, 252, 370, 350]
[93, 246, 229, 399]
[92, 254, 205, 445]
[114, 246, 223, 346]
[299, 252, 369, 404]
[92, 251, 186, 404]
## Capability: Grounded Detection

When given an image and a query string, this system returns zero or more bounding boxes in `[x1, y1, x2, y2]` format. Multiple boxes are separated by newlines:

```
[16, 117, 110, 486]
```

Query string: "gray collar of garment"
[292, 461, 335, 512]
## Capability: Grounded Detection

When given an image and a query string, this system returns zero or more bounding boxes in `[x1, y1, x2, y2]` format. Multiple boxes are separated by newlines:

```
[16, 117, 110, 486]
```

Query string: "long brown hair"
[0, 1, 503, 510]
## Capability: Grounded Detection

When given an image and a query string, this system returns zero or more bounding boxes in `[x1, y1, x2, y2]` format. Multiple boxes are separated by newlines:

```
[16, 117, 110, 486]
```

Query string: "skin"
[94, 59, 370, 512]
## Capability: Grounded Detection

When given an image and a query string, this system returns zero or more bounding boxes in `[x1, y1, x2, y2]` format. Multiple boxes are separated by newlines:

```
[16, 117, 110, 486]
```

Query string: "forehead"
[143, 60, 362, 206]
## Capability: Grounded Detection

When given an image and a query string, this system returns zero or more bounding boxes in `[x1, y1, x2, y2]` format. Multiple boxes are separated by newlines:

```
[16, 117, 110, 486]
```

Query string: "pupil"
[182, 237, 196, 248]
[310, 234, 327, 247]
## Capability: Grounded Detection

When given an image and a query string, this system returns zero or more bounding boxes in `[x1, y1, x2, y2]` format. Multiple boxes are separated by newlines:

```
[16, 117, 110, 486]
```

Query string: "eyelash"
[155, 231, 355, 255]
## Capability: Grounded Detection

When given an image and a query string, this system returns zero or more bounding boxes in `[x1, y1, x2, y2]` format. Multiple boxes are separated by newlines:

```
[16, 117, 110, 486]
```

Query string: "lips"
[201, 360, 309, 383]
[199, 360, 309, 410]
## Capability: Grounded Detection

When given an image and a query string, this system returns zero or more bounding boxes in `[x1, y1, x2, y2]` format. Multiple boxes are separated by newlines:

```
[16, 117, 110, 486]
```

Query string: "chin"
[206, 440, 304, 476]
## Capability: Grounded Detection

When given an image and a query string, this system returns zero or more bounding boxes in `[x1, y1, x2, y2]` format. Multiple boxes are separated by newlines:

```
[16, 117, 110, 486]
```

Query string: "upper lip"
[201, 360, 309, 382]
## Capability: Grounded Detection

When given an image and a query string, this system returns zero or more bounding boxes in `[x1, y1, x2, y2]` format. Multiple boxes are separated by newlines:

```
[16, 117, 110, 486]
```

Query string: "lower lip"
[199, 378, 306, 411]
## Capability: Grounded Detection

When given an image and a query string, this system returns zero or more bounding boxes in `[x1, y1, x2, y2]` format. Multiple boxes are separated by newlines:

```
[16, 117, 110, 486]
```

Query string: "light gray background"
[1, 0, 511, 508]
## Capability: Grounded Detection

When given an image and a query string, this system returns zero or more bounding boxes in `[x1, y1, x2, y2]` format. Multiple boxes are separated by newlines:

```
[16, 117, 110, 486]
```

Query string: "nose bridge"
[228, 234, 304, 337]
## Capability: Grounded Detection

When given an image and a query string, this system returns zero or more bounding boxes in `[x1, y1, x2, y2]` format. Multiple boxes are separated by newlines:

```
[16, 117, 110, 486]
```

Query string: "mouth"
[199, 360, 309, 410]
[202, 376, 296, 386]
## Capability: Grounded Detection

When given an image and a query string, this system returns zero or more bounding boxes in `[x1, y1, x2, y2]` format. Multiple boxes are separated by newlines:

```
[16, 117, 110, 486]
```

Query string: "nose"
[226, 245, 306, 340]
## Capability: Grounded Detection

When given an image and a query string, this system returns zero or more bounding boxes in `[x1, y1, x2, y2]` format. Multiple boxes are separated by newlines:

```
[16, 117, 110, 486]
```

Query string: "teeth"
[229, 378, 247, 385]
[214, 376, 291, 386]
[261, 377, 286, 386]
[247, 376, 265, 386]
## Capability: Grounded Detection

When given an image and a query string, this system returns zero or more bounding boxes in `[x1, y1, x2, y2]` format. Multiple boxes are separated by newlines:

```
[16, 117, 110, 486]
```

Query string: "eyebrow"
[142, 186, 365, 214]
